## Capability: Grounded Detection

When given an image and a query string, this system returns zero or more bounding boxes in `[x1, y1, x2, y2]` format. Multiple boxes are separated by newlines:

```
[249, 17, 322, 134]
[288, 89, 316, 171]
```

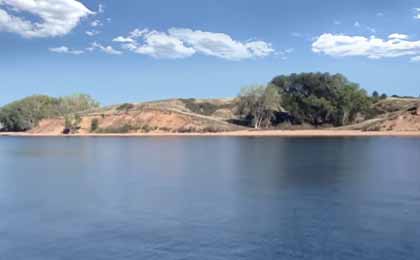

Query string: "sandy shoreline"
[1, 130, 420, 137]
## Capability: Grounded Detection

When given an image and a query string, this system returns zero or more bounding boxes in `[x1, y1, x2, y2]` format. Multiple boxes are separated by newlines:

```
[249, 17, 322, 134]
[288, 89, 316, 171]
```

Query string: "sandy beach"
[2, 130, 420, 137]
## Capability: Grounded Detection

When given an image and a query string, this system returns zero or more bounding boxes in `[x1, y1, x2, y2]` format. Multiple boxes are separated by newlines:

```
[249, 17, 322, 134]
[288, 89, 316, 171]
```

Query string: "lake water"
[1, 137, 420, 260]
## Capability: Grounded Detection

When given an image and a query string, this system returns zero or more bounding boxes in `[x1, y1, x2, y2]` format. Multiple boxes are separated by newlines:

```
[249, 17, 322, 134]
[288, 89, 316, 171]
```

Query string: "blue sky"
[1, 0, 420, 106]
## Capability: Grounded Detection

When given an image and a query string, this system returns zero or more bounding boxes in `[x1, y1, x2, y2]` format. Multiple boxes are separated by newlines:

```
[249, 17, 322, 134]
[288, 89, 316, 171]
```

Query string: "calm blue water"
[1, 137, 420, 260]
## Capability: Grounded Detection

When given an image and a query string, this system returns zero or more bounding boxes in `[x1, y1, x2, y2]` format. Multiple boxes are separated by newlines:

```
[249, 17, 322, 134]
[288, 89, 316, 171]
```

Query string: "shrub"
[90, 118, 99, 132]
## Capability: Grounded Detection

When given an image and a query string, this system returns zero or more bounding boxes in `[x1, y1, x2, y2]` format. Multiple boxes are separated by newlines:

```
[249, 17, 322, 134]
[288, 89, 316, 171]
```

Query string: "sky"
[1, 0, 420, 106]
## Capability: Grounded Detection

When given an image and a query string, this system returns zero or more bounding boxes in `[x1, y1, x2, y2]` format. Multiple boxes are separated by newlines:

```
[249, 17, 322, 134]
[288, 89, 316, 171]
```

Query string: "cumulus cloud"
[0, 0, 93, 38]
[49, 46, 84, 55]
[114, 28, 275, 60]
[122, 30, 195, 59]
[87, 42, 122, 55]
[312, 33, 420, 60]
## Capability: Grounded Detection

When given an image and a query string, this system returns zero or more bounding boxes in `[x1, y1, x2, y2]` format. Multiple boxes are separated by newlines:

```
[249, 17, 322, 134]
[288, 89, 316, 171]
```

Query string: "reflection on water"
[1, 137, 420, 259]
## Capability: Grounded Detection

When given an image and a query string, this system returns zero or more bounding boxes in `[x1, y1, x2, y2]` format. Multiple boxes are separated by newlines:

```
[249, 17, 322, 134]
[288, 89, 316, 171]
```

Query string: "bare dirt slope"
[30, 98, 243, 134]
[343, 98, 420, 132]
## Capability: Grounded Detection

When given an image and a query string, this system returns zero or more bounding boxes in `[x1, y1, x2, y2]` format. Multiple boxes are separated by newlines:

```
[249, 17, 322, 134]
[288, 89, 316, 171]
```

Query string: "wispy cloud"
[114, 28, 275, 60]
[415, 8, 420, 20]
[49, 46, 84, 55]
[86, 30, 100, 36]
[0, 0, 93, 38]
[98, 4, 105, 14]
[87, 42, 122, 55]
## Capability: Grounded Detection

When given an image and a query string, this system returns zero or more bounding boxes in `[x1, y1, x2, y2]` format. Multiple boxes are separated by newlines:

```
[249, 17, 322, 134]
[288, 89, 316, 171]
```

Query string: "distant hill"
[29, 98, 245, 134]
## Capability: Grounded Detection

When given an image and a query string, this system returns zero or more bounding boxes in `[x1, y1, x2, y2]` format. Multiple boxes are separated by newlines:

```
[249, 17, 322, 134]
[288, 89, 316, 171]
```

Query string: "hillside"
[29, 98, 244, 134]
[342, 98, 420, 132]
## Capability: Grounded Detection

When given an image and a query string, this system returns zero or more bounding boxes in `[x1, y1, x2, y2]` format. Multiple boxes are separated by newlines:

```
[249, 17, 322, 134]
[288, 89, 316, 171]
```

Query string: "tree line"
[0, 94, 99, 132]
[238, 73, 388, 128]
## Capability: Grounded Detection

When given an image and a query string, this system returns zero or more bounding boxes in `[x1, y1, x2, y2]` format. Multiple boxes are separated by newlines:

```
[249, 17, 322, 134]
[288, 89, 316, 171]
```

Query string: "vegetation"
[63, 114, 82, 134]
[0, 94, 99, 132]
[371, 91, 387, 103]
[116, 103, 135, 112]
[90, 118, 99, 132]
[237, 85, 282, 128]
[181, 98, 234, 116]
[2, 72, 408, 133]
[270, 73, 372, 126]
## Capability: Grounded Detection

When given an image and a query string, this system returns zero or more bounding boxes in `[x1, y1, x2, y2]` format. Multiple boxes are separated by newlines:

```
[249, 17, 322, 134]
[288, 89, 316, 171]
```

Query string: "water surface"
[1, 137, 420, 259]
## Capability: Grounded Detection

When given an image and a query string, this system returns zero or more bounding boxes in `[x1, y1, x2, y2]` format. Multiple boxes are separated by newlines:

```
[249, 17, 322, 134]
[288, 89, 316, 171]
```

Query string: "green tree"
[0, 95, 60, 131]
[238, 85, 282, 128]
[271, 73, 372, 126]
[0, 94, 99, 132]
[58, 94, 100, 114]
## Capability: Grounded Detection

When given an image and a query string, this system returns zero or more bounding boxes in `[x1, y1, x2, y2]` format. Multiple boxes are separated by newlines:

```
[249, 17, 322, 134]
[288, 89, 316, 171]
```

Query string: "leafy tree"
[58, 94, 100, 114]
[0, 94, 99, 132]
[271, 73, 372, 126]
[238, 85, 282, 128]
[0, 95, 61, 131]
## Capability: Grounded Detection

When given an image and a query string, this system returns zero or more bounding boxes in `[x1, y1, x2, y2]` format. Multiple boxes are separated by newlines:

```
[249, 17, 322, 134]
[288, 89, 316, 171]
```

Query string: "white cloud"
[114, 28, 275, 60]
[86, 30, 100, 36]
[129, 28, 149, 38]
[388, 33, 409, 40]
[49, 46, 84, 55]
[312, 33, 420, 60]
[88, 42, 122, 55]
[415, 8, 420, 20]
[376, 12, 384, 17]
[168, 28, 274, 60]
[354, 21, 361, 27]
[0, 0, 93, 38]
[113, 36, 134, 43]
[123, 29, 196, 59]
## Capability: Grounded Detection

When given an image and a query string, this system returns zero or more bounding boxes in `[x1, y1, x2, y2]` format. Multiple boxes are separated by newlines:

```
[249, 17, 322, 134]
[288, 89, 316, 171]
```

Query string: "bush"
[95, 124, 138, 134]
[116, 103, 135, 112]
[90, 118, 99, 132]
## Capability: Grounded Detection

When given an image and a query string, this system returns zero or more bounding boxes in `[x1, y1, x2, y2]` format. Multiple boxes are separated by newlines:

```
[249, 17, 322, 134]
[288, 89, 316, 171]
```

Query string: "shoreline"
[1, 130, 420, 137]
